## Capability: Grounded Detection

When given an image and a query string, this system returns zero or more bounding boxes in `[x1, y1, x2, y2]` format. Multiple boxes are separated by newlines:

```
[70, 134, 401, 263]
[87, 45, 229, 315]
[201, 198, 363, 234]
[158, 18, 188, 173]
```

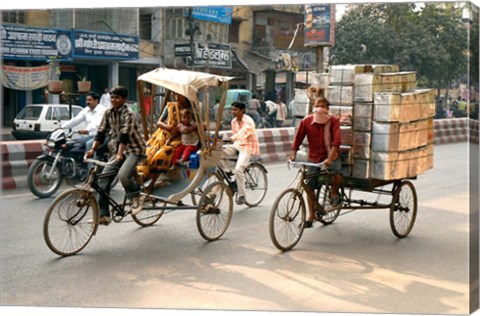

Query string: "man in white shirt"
[61, 92, 106, 152]
[100, 88, 111, 107]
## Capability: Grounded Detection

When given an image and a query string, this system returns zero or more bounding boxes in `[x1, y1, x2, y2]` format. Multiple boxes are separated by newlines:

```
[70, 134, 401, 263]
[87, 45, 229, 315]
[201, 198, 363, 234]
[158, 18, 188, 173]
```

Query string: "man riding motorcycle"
[61, 92, 106, 153]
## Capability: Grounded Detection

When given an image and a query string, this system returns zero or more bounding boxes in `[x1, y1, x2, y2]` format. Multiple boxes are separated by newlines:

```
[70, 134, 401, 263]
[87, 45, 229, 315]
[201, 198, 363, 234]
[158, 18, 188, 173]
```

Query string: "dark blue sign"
[192, 7, 232, 24]
[0, 24, 73, 61]
[73, 30, 139, 60]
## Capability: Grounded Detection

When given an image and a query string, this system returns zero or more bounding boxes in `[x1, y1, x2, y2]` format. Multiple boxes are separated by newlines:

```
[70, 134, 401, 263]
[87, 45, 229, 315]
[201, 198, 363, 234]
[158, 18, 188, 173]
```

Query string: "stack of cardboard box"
[295, 64, 435, 180]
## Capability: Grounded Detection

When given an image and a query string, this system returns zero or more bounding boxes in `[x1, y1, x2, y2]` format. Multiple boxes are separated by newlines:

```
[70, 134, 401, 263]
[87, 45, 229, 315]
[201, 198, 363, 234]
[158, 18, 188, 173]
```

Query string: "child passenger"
[171, 109, 199, 166]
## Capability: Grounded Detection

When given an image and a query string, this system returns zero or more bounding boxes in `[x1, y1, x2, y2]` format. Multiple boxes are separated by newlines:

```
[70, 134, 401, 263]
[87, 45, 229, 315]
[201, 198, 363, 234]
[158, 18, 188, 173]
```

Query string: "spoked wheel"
[390, 180, 418, 238]
[196, 181, 233, 241]
[132, 195, 164, 227]
[43, 188, 98, 256]
[269, 188, 306, 251]
[244, 162, 268, 207]
[28, 159, 63, 198]
[316, 184, 341, 225]
[191, 172, 223, 205]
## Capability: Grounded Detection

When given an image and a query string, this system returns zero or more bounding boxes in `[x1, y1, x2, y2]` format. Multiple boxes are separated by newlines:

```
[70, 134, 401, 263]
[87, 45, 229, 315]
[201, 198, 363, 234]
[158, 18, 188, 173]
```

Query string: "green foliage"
[331, 2, 470, 90]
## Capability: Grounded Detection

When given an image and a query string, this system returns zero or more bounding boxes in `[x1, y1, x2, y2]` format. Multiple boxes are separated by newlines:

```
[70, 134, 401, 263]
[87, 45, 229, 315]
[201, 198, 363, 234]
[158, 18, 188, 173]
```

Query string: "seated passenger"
[171, 109, 199, 166]
[137, 92, 191, 179]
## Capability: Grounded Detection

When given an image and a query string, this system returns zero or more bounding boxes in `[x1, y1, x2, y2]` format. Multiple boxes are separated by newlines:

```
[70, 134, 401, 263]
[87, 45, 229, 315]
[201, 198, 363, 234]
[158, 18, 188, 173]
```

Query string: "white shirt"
[265, 100, 278, 115]
[100, 93, 111, 107]
[61, 104, 106, 137]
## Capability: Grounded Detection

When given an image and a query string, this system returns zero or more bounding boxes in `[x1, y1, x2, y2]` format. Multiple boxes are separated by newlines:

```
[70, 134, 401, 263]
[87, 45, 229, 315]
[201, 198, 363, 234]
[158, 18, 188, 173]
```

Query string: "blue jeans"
[98, 153, 143, 217]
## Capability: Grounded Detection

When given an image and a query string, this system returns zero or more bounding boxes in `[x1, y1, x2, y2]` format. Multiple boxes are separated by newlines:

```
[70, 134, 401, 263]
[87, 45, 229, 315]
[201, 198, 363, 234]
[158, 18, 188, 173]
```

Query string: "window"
[2, 11, 26, 24]
[229, 20, 241, 43]
[165, 9, 187, 40]
[140, 14, 152, 40]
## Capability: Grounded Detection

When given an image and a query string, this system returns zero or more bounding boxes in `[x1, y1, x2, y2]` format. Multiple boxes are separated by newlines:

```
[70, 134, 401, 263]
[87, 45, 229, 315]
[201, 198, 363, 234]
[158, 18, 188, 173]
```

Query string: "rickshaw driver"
[289, 96, 342, 228]
[86, 86, 147, 225]
[222, 101, 260, 205]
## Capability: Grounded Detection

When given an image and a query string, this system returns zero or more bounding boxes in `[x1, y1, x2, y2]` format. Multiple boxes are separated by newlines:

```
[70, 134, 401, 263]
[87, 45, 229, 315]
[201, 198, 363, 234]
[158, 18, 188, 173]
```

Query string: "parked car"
[11, 104, 85, 140]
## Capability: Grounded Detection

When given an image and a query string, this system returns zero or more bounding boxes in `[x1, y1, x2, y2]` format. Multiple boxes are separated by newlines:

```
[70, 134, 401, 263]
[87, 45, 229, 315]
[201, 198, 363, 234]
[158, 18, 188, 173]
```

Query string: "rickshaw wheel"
[390, 180, 418, 238]
[196, 181, 233, 241]
[132, 195, 164, 227]
[191, 172, 223, 205]
[44, 188, 98, 256]
[269, 188, 306, 251]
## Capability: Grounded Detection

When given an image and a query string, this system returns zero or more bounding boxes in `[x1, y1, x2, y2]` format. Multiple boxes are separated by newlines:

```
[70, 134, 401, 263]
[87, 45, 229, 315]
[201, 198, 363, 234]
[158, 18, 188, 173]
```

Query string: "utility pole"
[188, 8, 195, 70]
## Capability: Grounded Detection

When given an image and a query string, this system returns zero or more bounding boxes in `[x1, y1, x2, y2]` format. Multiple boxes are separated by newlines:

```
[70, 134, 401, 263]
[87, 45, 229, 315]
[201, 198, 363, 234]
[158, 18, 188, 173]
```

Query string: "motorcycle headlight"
[46, 140, 56, 148]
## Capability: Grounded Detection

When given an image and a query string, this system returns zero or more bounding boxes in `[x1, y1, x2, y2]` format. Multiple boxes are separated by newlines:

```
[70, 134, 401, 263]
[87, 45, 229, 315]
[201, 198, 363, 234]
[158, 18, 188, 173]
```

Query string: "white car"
[11, 104, 85, 140]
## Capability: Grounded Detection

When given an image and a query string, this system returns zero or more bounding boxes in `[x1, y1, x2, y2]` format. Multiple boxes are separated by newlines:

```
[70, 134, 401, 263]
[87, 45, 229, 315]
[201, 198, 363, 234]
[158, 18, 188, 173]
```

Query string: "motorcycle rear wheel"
[28, 159, 63, 198]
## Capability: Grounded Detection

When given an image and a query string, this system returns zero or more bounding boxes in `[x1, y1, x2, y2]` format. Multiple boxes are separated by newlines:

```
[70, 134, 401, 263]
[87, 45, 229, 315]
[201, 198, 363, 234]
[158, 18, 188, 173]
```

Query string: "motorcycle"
[27, 129, 117, 198]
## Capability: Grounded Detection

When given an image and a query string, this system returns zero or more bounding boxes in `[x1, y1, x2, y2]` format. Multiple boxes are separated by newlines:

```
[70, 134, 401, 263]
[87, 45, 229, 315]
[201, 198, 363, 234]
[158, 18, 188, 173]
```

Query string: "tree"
[330, 2, 468, 94]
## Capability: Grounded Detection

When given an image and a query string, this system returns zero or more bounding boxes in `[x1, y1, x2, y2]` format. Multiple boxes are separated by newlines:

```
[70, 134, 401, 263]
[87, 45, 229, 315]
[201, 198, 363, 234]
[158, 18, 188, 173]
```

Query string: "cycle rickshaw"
[43, 68, 268, 256]
[269, 160, 419, 251]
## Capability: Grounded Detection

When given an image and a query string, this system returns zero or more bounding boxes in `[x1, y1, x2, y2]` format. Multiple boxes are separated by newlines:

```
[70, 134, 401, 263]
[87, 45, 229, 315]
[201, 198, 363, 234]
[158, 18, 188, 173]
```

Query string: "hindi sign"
[175, 43, 232, 69]
[192, 7, 232, 24]
[1, 65, 49, 90]
[74, 30, 139, 60]
[304, 4, 336, 47]
[0, 24, 73, 61]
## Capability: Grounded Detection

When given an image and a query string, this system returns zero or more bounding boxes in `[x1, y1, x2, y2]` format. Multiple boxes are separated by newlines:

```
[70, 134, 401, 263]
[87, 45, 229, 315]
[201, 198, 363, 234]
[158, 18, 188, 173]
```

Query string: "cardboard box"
[327, 85, 354, 106]
[372, 122, 400, 152]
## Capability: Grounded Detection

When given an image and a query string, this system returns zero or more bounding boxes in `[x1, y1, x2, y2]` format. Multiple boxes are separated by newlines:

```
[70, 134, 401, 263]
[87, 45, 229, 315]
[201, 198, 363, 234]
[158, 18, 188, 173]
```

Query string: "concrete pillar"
[110, 62, 119, 88]
[265, 70, 276, 100]
[286, 71, 294, 103]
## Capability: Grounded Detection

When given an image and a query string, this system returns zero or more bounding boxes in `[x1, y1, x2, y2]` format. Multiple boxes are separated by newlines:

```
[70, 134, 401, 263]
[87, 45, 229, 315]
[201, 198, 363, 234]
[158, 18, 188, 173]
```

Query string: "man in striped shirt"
[222, 101, 260, 205]
[86, 86, 146, 225]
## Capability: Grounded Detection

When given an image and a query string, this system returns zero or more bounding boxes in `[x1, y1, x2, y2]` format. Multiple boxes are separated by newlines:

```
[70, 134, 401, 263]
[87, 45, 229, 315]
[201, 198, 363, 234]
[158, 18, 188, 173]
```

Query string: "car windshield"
[16, 106, 43, 120]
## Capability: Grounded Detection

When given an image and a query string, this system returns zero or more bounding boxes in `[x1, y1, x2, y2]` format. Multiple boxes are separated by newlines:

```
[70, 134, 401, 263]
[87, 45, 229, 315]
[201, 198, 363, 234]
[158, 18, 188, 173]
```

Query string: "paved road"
[1, 142, 478, 316]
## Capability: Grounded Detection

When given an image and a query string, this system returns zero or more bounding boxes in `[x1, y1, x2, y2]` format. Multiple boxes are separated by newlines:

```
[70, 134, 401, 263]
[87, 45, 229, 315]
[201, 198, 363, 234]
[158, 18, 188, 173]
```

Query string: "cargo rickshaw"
[269, 160, 420, 252]
[43, 68, 268, 256]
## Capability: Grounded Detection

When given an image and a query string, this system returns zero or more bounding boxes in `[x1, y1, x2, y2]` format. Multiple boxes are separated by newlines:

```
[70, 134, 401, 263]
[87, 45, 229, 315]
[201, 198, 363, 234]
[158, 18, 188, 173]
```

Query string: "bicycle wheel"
[132, 195, 164, 227]
[190, 171, 223, 205]
[269, 188, 306, 251]
[28, 159, 63, 198]
[43, 188, 98, 256]
[316, 184, 341, 225]
[244, 162, 268, 207]
[390, 180, 417, 238]
[196, 181, 233, 241]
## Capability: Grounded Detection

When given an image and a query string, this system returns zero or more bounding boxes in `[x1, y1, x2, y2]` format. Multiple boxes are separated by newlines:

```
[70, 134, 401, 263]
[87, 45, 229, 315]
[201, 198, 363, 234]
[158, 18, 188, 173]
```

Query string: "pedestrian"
[275, 96, 287, 127]
[289, 96, 342, 228]
[85, 86, 146, 225]
[100, 88, 111, 107]
[247, 94, 262, 126]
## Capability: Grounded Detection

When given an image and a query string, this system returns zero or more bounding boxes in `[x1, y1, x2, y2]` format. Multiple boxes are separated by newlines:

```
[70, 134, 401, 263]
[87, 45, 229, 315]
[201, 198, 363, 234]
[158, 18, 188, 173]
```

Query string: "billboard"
[0, 24, 73, 61]
[304, 4, 336, 47]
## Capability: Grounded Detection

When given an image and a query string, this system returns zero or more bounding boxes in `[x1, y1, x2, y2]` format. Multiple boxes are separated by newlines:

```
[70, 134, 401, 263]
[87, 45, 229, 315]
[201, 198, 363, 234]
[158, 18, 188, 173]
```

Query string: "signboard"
[74, 30, 139, 60]
[304, 4, 336, 46]
[1, 65, 49, 90]
[191, 7, 232, 24]
[0, 24, 73, 61]
[175, 43, 232, 69]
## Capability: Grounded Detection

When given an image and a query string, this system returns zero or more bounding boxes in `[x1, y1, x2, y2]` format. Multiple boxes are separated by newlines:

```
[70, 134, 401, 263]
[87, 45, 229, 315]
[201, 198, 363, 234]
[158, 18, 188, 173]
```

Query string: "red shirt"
[291, 115, 341, 162]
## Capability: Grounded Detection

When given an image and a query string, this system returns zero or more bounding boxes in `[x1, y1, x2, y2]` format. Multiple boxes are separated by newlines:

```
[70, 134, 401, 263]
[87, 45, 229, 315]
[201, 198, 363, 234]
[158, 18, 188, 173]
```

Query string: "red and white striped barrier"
[433, 118, 469, 144]
[1, 140, 44, 190]
[470, 119, 479, 145]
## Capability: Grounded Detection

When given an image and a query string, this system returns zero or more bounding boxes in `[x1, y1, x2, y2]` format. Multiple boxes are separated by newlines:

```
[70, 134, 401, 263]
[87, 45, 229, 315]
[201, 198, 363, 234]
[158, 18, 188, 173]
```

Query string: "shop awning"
[232, 50, 274, 75]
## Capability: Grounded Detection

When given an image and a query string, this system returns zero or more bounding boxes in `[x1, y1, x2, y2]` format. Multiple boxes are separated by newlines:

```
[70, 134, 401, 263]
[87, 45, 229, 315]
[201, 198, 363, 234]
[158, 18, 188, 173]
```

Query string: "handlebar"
[288, 160, 327, 170]
[83, 157, 118, 168]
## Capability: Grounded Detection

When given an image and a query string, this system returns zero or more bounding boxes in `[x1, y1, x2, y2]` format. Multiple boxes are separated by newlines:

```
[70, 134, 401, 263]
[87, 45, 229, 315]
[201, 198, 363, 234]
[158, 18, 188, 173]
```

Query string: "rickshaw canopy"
[137, 67, 234, 103]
